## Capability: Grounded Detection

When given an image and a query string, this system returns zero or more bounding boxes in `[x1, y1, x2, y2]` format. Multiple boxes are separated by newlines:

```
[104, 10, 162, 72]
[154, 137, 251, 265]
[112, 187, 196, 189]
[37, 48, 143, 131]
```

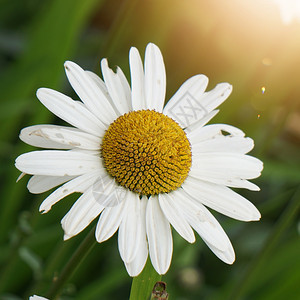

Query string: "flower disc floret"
[101, 110, 192, 195]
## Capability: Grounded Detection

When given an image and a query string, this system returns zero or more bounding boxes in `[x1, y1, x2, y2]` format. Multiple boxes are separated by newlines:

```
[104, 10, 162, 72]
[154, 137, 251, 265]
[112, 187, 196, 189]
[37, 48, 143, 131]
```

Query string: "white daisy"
[15, 43, 263, 276]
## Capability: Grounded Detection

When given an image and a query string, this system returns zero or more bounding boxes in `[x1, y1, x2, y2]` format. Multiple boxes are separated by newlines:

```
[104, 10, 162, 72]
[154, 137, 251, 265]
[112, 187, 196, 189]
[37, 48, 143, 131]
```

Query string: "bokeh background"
[0, 0, 299, 299]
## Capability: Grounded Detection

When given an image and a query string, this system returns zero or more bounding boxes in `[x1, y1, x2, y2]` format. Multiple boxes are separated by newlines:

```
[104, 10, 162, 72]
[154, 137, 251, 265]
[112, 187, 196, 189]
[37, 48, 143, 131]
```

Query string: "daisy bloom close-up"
[15, 43, 263, 276]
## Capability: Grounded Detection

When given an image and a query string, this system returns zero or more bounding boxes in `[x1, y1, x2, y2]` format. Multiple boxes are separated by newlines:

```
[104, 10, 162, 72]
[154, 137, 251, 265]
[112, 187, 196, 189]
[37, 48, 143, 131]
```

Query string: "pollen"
[101, 110, 192, 196]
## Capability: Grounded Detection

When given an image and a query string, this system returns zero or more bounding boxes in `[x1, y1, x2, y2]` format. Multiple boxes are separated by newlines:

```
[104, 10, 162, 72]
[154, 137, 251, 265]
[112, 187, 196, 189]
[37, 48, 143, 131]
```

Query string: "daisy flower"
[15, 43, 263, 276]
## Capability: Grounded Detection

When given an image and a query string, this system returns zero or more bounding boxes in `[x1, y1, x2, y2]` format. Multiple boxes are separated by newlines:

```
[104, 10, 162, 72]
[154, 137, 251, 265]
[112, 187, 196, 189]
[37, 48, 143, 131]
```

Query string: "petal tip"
[249, 208, 261, 221]
[64, 60, 75, 70]
[16, 172, 26, 182]
[147, 42, 156, 47]
[36, 87, 52, 100]
[39, 205, 49, 214]
[189, 236, 196, 244]
[63, 234, 71, 241]
[129, 46, 140, 59]
[146, 42, 159, 51]
[254, 212, 261, 221]
[36, 87, 44, 98]
[227, 257, 235, 265]
[253, 185, 261, 192]
[100, 58, 108, 67]
[196, 73, 209, 83]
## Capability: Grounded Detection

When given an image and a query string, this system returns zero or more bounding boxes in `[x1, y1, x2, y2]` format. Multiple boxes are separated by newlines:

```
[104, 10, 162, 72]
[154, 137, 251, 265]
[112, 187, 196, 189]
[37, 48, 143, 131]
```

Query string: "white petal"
[184, 110, 220, 134]
[61, 187, 104, 239]
[191, 143, 261, 189]
[192, 136, 254, 154]
[68, 148, 100, 155]
[229, 180, 260, 191]
[187, 83, 232, 130]
[159, 193, 195, 243]
[85, 70, 107, 92]
[146, 196, 172, 275]
[20, 125, 71, 149]
[187, 123, 245, 145]
[101, 59, 131, 115]
[201, 83, 232, 110]
[205, 240, 235, 265]
[116, 66, 132, 109]
[124, 196, 148, 277]
[64, 61, 117, 125]
[173, 189, 229, 251]
[95, 197, 127, 242]
[16, 172, 26, 182]
[86, 70, 120, 116]
[37, 88, 105, 137]
[191, 153, 263, 180]
[39, 170, 104, 213]
[129, 47, 146, 110]
[190, 175, 260, 191]
[182, 177, 261, 221]
[15, 150, 101, 176]
[21, 125, 101, 150]
[118, 193, 141, 263]
[175, 191, 236, 264]
[163, 75, 209, 128]
[27, 175, 75, 194]
[144, 43, 166, 112]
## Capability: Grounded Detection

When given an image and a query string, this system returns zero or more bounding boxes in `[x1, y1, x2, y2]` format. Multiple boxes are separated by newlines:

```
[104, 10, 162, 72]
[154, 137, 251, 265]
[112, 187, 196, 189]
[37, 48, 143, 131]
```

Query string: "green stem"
[229, 186, 300, 300]
[129, 259, 162, 300]
[46, 226, 97, 300]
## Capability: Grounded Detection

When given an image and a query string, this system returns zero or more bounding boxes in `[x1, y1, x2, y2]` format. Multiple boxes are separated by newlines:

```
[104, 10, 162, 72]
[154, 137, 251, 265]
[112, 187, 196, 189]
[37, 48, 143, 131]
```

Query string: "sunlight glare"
[272, 0, 300, 24]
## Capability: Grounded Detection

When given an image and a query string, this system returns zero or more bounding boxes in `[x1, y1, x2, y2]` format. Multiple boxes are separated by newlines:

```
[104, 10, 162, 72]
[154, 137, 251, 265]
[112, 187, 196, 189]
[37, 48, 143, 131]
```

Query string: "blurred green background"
[0, 0, 299, 299]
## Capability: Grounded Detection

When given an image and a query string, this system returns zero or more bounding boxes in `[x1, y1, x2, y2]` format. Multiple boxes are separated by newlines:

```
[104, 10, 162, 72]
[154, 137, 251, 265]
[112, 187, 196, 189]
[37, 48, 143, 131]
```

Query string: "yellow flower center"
[101, 110, 191, 196]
